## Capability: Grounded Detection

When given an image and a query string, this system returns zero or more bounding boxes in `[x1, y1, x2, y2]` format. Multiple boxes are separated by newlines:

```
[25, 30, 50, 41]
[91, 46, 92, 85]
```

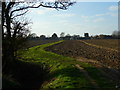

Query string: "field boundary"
[79, 40, 119, 52]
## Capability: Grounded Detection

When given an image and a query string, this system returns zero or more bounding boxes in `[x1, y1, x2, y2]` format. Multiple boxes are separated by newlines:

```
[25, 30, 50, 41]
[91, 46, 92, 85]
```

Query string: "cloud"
[80, 15, 94, 22]
[95, 5, 118, 17]
[81, 15, 89, 18]
[53, 13, 75, 18]
[30, 8, 55, 15]
[95, 12, 117, 17]
[93, 18, 105, 22]
[81, 12, 117, 23]
[57, 20, 70, 25]
[32, 21, 53, 31]
[108, 5, 118, 11]
[107, 12, 118, 17]
[36, 10, 46, 15]
[80, 15, 94, 18]
[95, 14, 106, 17]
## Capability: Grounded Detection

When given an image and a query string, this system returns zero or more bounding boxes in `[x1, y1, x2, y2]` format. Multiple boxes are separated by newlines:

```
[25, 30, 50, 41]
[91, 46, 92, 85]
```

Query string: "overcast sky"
[26, 2, 118, 37]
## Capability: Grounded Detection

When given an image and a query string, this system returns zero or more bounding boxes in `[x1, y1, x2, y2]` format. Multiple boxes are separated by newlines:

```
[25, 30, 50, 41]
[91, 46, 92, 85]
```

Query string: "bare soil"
[45, 40, 120, 70]
[83, 39, 119, 51]
[45, 40, 120, 86]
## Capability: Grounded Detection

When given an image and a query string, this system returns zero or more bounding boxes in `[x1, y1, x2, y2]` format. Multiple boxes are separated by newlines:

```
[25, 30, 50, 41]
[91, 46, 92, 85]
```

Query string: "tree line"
[28, 31, 120, 40]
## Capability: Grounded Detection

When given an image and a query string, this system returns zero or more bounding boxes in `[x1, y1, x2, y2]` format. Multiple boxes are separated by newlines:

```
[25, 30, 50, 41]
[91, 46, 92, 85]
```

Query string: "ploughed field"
[14, 39, 120, 89]
[45, 39, 120, 70]
[83, 39, 119, 51]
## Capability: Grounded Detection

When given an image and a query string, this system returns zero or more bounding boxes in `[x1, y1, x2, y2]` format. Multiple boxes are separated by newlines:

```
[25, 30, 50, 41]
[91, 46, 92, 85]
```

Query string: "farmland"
[45, 39, 120, 70]
[13, 39, 119, 89]
[83, 39, 119, 51]
[4, 39, 120, 89]
[3, 1, 120, 90]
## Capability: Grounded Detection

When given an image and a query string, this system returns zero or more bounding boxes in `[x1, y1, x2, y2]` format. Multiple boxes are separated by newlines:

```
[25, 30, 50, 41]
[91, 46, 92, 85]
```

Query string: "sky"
[26, 2, 118, 37]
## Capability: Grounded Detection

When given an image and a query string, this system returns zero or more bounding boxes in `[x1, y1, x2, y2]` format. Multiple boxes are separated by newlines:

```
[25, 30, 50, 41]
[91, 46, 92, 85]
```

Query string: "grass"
[77, 62, 115, 88]
[17, 40, 115, 89]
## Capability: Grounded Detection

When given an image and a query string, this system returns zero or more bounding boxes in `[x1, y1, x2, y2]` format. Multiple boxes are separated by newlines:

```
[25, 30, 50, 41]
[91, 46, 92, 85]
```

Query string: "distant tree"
[66, 34, 71, 37]
[28, 33, 37, 38]
[65, 34, 71, 40]
[60, 32, 65, 37]
[72, 35, 80, 40]
[84, 33, 89, 37]
[52, 33, 58, 40]
[36, 36, 39, 39]
[40, 35, 46, 40]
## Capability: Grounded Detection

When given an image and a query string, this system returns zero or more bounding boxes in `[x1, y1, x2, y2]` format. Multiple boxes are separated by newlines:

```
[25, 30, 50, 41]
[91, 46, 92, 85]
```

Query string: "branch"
[10, 3, 42, 17]
[13, 22, 20, 38]
[10, 2, 75, 17]
[11, 10, 28, 19]
[7, 2, 15, 12]
[3, 24, 7, 28]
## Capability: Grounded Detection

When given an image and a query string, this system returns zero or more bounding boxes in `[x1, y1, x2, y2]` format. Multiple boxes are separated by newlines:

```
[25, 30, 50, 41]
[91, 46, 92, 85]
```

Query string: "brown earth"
[83, 39, 119, 51]
[45, 40, 120, 85]
[45, 40, 120, 70]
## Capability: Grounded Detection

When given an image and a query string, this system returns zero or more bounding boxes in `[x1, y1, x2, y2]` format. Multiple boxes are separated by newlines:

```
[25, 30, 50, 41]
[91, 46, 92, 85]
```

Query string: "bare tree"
[2, 0, 75, 69]
[2, 0, 75, 39]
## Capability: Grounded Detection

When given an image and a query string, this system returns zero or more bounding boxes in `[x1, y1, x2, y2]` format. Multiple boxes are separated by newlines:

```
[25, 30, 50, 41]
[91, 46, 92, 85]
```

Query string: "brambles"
[45, 40, 120, 70]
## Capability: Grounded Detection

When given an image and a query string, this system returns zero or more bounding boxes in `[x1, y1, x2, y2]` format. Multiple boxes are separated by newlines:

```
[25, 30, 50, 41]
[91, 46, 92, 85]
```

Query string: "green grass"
[77, 62, 115, 88]
[18, 40, 115, 89]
